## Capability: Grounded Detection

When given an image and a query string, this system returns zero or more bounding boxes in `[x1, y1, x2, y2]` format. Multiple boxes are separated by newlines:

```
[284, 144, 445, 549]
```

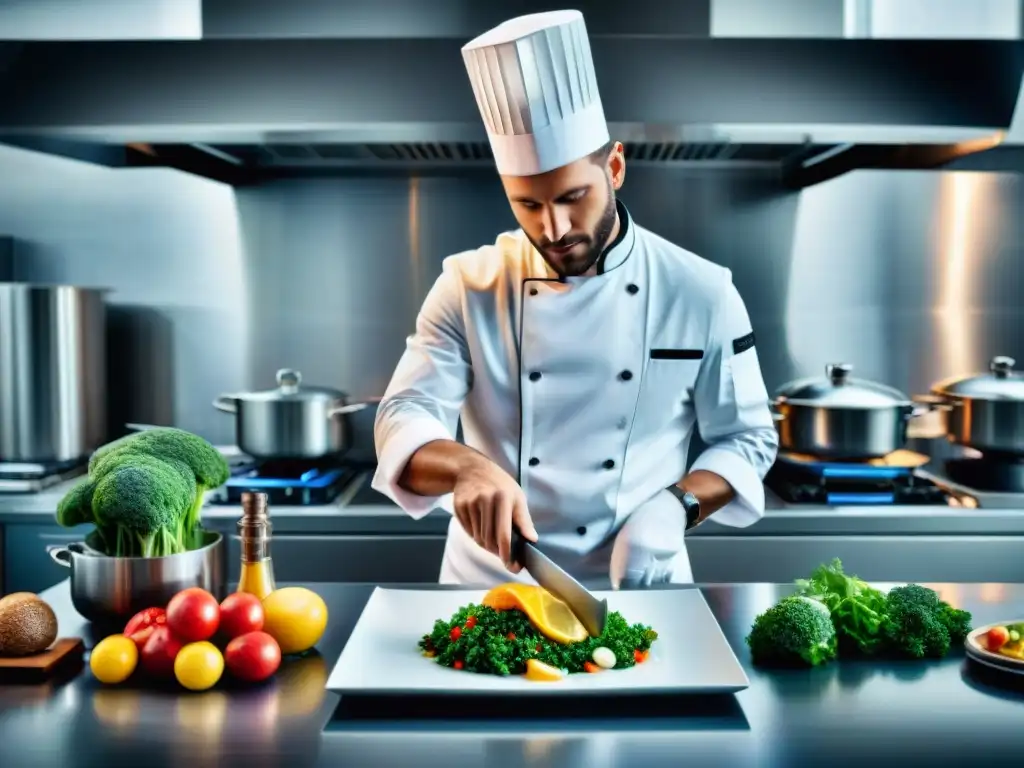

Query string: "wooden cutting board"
[0, 638, 85, 683]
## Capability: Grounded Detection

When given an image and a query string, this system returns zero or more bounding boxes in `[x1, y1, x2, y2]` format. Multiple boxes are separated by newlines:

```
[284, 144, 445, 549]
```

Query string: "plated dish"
[419, 583, 658, 682]
[966, 620, 1024, 675]
[325, 585, 749, 696]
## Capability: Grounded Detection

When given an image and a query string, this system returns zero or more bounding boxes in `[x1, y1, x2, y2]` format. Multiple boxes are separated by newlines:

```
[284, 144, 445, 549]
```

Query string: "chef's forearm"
[397, 439, 489, 497]
[673, 470, 736, 523]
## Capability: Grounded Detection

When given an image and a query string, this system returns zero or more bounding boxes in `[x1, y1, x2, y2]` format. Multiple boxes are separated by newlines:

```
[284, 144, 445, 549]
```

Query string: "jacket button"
[619, 370, 633, 381]
[626, 283, 639, 295]
[529, 371, 541, 381]
[577, 526, 587, 536]
[529, 288, 538, 296]
[528, 457, 539, 467]
[603, 459, 616, 470]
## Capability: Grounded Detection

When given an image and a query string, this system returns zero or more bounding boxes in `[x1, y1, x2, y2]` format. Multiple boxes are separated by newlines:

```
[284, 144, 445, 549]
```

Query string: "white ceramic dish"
[966, 620, 1024, 675]
[325, 586, 749, 696]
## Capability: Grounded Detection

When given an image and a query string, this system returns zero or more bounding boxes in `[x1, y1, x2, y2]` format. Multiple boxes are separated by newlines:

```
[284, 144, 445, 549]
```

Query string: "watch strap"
[666, 485, 701, 529]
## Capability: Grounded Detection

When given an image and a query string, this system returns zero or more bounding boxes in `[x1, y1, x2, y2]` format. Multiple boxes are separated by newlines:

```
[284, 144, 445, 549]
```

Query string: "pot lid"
[226, 369, 346, 403]
[932, 356, 1024, 400]
[775, 363, 911, 408]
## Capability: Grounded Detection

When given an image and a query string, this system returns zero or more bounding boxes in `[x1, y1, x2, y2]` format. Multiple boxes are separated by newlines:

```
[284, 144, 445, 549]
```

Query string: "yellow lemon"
[262, 587, 328, 655]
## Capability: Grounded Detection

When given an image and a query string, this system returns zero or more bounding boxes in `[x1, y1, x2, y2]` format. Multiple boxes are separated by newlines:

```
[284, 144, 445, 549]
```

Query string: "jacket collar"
[595, 199, 635, 275]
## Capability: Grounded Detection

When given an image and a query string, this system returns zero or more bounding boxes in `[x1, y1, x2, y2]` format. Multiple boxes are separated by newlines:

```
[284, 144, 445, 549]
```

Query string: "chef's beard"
[531, 182, 618, 278]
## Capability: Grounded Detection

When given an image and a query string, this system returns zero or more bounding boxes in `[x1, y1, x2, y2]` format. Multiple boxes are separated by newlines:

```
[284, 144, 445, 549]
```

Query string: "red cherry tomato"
[218, 593, 265, 640]
[449, 626, 461, 641]
[224, 631, 281, 683]
[123, 607, 166, 652]
[140, 625, 184, 678]
[166, 588, 220, 642]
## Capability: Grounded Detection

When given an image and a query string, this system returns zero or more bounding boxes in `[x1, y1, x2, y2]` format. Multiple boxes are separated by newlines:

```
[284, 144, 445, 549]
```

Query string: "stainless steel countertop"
[3, 469, 1024, 537]
[3, 580, 1024, 767]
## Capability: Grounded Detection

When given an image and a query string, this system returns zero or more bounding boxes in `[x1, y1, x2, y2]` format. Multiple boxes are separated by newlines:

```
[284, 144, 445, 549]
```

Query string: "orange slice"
[525, 658, 564, 682]
[481, 583, 589, 644]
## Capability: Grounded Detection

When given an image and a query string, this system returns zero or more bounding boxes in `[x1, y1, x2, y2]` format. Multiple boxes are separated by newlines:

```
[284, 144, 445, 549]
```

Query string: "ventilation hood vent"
[210, 141, 809, 168]
[0, 33, 1021, 187]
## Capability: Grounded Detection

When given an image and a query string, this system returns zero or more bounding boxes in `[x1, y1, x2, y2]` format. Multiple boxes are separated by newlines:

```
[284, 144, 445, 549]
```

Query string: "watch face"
[683, 492, 700, 526]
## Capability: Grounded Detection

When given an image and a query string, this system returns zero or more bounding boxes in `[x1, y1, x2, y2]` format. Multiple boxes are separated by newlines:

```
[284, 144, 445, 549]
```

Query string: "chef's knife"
[510, 526, 608, 638]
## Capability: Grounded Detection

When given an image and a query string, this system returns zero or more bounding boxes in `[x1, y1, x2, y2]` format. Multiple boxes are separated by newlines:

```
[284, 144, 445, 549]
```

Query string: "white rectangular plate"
[326, 587, 749, 696]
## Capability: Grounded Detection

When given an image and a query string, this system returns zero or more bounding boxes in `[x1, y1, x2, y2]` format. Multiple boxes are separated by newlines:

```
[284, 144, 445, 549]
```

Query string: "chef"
[372, 10, 778, 588]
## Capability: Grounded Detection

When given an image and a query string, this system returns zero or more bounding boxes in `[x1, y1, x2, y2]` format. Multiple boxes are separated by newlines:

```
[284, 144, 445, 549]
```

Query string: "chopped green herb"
[419, 604, 658, 676]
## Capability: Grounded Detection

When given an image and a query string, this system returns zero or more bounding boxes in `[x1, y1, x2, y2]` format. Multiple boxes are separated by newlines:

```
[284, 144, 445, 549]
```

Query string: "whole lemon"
[261, 588, 328, 655]
[90, 634, 138, 684]
[174, 641, 224, 691]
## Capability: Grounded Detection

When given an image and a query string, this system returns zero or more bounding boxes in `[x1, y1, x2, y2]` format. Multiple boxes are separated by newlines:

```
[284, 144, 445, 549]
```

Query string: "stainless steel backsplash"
[0, 143, 1021, 454]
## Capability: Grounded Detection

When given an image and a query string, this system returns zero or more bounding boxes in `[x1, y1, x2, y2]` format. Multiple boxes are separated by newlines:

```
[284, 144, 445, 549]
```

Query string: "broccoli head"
[92, 453, 195, 557]
[57, 427, 229, 557]
[89, 427, 230, 488]
[88, 427, 230, 546]
[746, 596, 838, 668]
[880, 584, 971, 659]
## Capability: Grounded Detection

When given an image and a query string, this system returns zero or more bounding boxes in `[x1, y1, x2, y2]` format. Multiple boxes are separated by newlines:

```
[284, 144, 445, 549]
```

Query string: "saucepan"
[914, 355, 1024, 456]
[47, 530, 226, 626]
[771, 363, 934, 460]
[214, 368, 381, 460]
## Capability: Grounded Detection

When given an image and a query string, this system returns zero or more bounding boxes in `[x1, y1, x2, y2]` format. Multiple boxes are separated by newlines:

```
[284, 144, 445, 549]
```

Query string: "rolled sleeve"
[691, 273, 779, 527]
[372, 414, 454, 519]
[690, 443, 770, 527]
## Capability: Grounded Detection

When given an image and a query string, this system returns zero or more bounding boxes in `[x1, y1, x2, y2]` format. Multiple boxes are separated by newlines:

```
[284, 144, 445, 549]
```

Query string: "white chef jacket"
[372, 202, 778, 586]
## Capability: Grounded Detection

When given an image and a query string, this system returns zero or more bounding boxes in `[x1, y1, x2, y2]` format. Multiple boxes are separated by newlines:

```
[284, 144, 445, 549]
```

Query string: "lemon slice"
[525, 658, 564, 682]
[482, 583, 589, 644]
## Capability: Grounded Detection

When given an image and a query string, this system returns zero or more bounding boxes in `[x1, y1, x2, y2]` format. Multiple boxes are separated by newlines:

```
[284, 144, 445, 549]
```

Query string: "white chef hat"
[461, 10, 609, 177]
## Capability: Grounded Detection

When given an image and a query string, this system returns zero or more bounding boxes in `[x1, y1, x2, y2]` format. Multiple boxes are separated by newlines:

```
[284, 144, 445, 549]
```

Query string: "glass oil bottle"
[237, 491, 277, 600]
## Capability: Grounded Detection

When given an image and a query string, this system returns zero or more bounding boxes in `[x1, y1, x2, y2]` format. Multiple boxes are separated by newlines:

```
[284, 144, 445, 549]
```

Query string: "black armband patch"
[732, 331, 756, 355]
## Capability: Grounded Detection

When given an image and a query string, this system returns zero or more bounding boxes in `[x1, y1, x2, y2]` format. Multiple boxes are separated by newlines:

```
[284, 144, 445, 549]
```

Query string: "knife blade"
[510, 526, 608, 638]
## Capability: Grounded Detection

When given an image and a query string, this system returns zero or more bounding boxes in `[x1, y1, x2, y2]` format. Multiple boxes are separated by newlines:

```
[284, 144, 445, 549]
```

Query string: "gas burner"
[942, 457, 1024, 494]
[766, 453, 949, 506]
[0, 458, 88, 493]
[206, 458, 361, 506]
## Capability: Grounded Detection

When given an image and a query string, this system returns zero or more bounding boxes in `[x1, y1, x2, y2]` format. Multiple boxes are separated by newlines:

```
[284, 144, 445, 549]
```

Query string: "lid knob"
[276, 368, 302, 393]
[990, 356, 1016, 379]
[826, 363, 852, 385]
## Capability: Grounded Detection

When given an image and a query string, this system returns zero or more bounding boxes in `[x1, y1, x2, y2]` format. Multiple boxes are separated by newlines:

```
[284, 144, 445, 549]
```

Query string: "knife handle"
[509, 524, 527, 568]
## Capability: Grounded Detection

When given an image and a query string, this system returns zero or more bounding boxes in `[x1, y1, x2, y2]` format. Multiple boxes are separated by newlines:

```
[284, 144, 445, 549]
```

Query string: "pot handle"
[769, 401, 786, 423]
[911, 393, 954, 414]
[213, 396, 238, 414]
[46, 545, 73, 567]
[327, 396, 383, 418]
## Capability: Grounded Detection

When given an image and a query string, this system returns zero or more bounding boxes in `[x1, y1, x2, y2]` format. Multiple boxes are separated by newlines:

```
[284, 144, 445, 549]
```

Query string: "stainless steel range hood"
[0, 0, 1021, 187]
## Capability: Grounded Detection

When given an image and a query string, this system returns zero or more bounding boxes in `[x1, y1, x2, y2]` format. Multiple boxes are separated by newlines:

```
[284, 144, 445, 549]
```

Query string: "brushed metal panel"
[688, 535, 1024, 583]
[2, 130, 1024, 463]
[1, 40, 1020, 136]
[203, 0, 712, 38]
[225, 534, 446, 583]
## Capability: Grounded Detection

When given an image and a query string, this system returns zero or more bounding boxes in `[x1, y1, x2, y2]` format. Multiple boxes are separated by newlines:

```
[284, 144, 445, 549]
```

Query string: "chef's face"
[501, 141, 626, 277]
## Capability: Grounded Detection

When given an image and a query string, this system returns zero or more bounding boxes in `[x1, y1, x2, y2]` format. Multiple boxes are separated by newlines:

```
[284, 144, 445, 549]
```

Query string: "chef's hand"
[453, 457, 538, 571]
[609, 489, 686, 589]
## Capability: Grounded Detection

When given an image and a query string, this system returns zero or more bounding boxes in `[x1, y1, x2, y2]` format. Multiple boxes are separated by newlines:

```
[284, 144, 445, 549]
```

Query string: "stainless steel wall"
[1, 141, 1022, 453]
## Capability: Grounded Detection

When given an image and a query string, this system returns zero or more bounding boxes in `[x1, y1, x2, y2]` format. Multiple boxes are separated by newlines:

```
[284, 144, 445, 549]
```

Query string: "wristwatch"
[667, 485, 702, 530]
